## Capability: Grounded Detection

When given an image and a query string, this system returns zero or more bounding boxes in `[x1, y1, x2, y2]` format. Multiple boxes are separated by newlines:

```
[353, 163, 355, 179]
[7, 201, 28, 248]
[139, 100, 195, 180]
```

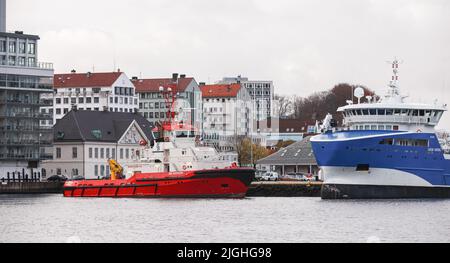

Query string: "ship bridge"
[339, 60, 447, 133]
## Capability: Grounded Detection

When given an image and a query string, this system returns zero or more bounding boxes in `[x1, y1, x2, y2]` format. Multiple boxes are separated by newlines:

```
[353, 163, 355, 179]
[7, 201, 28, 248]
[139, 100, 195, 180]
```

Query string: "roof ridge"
[72, 111, 86, 141]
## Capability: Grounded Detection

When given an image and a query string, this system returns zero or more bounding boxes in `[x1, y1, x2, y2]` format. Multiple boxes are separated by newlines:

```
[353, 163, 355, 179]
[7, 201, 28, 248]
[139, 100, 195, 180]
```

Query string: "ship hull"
[63, 168, 255, 198]
[311, 131, 450, 199]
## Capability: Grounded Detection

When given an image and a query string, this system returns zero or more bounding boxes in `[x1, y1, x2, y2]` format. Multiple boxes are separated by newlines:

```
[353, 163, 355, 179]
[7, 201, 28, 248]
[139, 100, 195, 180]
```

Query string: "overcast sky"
[7, 0, 450, 128]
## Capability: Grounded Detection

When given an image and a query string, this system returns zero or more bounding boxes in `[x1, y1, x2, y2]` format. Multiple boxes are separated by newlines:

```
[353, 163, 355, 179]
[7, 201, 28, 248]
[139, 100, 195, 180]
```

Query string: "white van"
[261, 172, 279, 181]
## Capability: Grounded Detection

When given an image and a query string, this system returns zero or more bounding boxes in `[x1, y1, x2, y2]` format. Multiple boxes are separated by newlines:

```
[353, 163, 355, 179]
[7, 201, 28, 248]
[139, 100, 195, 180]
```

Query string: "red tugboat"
[63, 74, 255, 198]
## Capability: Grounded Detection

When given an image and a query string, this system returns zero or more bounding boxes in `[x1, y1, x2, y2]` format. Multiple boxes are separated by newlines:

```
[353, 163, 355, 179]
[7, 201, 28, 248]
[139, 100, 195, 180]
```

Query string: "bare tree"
[274, 94, 294, 118]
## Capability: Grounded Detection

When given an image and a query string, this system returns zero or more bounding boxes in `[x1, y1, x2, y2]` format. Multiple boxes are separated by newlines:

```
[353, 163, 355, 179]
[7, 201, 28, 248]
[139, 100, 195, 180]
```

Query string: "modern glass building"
[0, 30, 54, 179]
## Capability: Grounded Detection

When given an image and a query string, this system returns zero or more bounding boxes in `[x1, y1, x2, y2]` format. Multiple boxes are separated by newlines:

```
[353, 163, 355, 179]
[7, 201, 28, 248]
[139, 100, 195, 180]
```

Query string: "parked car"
[47, 175, 67, 182]
[261, 172, 279, 181]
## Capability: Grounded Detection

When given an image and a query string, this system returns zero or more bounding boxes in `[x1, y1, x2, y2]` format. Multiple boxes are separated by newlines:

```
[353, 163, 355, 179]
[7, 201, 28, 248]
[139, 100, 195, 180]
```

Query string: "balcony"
[0, 112, 53, 119]
[0, 140, 52, 146]
[0, 60, 54, 70]
[0, 153, 41, 161]
[0, 98, 53, 107]
[0, 125, 53, 132]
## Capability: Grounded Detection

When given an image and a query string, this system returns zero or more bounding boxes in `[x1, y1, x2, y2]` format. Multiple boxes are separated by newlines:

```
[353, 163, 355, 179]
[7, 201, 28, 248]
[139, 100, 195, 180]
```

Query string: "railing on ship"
[344, 115, 440, 126]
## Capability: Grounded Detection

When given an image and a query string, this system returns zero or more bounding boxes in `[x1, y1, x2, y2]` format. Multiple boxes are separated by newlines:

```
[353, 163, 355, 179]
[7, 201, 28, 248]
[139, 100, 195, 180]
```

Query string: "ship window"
[386, 109, 393, 115]
[356, 164, 370, 171]
[393, 125, 399, 131]
[386, 125, 393, 130]
[362, 109, 369, 115]
[378, 109, 385, 115]
[379, 138, 394, 145]
[395, 139, 429, 147]
[371, 125, 377, 130]
[364, 125, 370, 130]
[419, 110, 425, 117]
[394, 109, 401, 115]
[369, 109, 376, 115]
[378, 125, 385, 130]
[356, 110, 362, 115]
[401, 109, 409, 116]
[412, 110, 419, 116]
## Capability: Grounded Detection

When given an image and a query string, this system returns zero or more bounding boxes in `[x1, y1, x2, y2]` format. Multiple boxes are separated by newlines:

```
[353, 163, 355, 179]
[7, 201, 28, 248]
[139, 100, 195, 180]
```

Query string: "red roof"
[132, 77, 195, 93]
[54, 72, 123, 88]
[200, 84, 242, 98]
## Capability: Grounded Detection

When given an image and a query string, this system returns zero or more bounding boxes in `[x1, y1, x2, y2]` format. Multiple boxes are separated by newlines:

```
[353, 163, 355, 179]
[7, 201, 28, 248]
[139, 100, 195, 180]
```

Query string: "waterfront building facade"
[218, 76, 274, 122]
[200, 83, 253, 152]
[133, 75, 202, 132]
[0, 29, 54, 179]
[41, 71, 139, 127]
[42, 110, 153, 180]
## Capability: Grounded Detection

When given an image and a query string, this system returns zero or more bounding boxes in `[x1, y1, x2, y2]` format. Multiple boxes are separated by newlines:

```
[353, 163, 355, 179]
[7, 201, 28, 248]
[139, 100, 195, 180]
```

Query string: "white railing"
[345, 115, 440, 126]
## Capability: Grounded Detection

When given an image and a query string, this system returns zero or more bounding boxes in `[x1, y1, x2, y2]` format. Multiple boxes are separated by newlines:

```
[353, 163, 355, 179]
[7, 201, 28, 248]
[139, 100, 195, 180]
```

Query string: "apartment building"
[133, 74, 202, 132]
[41, 71, 139, 126]
[0, 26, 54, 178]
[200, 83, 252, 151]
[218, 76, 274, 122]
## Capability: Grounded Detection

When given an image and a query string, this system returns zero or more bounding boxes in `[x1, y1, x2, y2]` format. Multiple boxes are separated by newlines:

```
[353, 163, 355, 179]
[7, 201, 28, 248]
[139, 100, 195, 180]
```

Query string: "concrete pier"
[247, 181, 322, 197]
[0, 182, 64, 194]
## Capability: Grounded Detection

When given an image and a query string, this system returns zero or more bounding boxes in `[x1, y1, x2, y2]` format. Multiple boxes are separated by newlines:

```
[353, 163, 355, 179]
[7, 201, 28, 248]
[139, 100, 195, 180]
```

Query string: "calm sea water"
[0, 195, 449, 243]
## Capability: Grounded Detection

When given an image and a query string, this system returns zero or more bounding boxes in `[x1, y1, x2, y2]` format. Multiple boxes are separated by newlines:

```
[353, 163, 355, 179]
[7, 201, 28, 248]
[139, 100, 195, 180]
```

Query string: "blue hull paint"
[311, 131, 450, 187]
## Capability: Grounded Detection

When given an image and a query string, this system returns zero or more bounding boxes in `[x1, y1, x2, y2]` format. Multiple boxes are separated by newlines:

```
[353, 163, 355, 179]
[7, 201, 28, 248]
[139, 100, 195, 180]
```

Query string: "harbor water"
[1, 195, 449, 243]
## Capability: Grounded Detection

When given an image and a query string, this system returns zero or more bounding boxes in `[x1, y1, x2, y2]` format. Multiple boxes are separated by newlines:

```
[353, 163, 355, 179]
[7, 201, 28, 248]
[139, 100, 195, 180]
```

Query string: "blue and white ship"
[311, 60, 450, 199]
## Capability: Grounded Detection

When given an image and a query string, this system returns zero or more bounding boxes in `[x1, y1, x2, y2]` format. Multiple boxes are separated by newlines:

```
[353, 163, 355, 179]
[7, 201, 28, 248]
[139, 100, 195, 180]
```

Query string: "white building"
[133, 74, 202, 132]
[219, 76, 274, 122]
[200, 83, 252, 151]
[41, 71, 139, 127]
[42, 110, 153, 180]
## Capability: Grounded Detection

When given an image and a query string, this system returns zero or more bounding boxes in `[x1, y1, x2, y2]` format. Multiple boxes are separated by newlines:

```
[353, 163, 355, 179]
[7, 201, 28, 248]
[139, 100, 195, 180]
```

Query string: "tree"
[274, 94, 294, 118]
[233, 136, 271, 167]
[292, 83, 375, 125]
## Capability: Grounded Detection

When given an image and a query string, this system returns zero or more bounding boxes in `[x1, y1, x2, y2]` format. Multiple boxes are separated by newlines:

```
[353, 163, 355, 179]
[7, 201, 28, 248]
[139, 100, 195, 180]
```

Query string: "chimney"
[180, 74, 186, 79]
[71, 69, 76, 74]
[172, 73, 179, 82]
[0, 0, 6, 32]
[131, 76, 138, 81]
[199, 82, 206, 86]
[87, 72, 92, 78]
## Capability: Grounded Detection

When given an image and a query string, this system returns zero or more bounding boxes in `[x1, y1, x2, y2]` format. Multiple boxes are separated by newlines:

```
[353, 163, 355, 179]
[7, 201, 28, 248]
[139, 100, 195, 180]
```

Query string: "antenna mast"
[387, 58, 402, 97]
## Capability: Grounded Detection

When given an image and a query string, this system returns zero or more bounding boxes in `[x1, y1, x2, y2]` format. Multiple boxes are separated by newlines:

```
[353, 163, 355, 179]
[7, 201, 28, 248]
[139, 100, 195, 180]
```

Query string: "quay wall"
[0, 182, 64, 194]
[247, 181, 322, 197]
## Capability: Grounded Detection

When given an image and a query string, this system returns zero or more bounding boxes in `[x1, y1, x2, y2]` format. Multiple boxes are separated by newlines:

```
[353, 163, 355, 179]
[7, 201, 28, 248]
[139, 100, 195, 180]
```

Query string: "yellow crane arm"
[108, 159, 124, 180]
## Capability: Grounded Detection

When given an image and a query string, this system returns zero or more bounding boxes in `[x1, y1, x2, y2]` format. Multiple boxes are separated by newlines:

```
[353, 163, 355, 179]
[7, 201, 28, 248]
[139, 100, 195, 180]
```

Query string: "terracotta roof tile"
[200, 84, 242, 98]
[133, 77, 195, 93]
[54, 72, 122, 88]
